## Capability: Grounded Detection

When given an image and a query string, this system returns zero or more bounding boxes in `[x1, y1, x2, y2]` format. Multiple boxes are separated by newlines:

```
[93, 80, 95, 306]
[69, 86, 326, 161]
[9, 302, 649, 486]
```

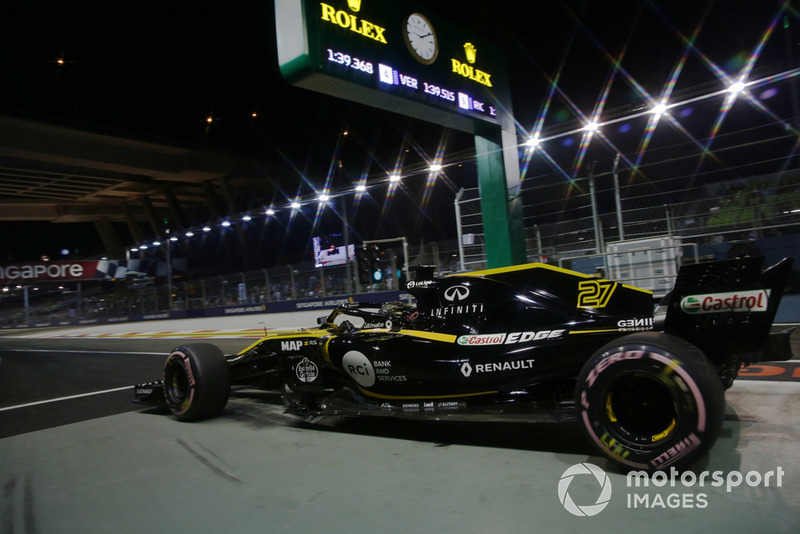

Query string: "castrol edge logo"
[680, 289, 770, 315]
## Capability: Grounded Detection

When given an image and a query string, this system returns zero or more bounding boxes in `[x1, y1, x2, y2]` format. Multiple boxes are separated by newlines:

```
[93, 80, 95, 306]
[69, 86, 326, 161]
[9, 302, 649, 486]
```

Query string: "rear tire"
[575, 332, 724, 472]
[163, 344, 230, 421]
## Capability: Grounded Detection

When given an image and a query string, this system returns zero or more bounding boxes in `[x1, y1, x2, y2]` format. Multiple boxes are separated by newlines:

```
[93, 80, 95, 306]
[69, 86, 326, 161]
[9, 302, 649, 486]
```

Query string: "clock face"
[404, 13, 438, 65]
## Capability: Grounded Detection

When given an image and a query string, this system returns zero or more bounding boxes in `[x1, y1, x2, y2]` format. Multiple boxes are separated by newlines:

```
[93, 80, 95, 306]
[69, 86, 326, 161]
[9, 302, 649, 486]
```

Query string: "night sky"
[1, 0, 796, 267]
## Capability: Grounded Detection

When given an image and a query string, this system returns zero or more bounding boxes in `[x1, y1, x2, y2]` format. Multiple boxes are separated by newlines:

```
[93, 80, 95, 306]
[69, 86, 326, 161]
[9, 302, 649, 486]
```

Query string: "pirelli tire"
[575, 332, 725, 472]
[163, 344, 231, 422]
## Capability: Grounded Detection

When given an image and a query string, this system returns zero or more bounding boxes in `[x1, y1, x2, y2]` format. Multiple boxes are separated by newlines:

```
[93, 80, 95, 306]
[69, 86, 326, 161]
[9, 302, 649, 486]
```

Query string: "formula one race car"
[135, 257, 794, 472]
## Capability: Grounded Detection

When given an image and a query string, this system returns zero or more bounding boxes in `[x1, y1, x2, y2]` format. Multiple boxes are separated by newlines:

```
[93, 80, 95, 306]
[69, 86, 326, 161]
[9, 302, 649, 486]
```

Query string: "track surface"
[1, 317, 799, 533]
[1, 319, 799, 439]
[0, 337, 252, 439]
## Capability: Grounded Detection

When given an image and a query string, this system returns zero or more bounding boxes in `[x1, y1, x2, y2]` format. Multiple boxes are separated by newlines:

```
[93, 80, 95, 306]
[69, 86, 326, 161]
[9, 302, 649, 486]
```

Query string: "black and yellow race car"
[135, 257, 794, 472]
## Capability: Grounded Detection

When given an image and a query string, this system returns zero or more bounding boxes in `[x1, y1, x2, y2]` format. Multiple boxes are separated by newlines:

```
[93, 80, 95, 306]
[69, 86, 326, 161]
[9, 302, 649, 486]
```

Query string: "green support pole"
[474, 127, 527, 268]
[274, 0, 527, 268]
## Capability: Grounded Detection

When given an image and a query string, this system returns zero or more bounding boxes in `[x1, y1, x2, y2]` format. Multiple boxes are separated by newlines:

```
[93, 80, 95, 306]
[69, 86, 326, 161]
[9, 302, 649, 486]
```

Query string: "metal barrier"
[558, 242, 700, 297]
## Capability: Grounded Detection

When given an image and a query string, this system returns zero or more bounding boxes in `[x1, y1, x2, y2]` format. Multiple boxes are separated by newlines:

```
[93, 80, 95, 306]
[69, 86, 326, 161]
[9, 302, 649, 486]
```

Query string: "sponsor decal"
[342, 350, 375, 387]
[373, 360, 407, 382]
[281, 340, 304, 351]
[460, 358, 536, 377]
[433, 303, 484, 317]
[456, 330, 565, 346]
[167, 351, 196, 415]
[450, 43, 493, 87]
[0, 261, 87, 282]
[295, 357, 319, 383]
[296, 298, 351, 309]
[617, 317, 654, 332]
[362, 321, 390, 329]
[224, 305, 266, 314]
[443, 284, 470, 302]
[650, 433, 701, 468]
[584, 350, 647, 388]
[377, 375, 407, 382]
[319, 2, 388, 44]
[406, 280, 435, 289]
[505, 330, 565, 343]
[143, 313, 170, 320]
[381, 400, 465, 413]
[457, 333, 506, 346]
[680, 290, 769, 314]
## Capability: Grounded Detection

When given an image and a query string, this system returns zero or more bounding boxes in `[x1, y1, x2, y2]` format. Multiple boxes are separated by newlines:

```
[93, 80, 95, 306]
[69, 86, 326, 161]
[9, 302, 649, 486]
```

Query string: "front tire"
[163, 344, 230, 421]
[575, 332, 724, 472]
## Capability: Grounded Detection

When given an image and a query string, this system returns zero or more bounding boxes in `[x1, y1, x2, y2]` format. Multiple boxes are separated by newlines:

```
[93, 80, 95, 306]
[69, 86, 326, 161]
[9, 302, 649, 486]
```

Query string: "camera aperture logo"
[558, 463, 612, 517]
[558, 463, 785, 515]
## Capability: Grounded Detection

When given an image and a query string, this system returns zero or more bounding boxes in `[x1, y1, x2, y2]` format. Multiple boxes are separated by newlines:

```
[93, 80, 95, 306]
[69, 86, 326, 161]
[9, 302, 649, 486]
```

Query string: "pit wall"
[1, 290, 409, 331]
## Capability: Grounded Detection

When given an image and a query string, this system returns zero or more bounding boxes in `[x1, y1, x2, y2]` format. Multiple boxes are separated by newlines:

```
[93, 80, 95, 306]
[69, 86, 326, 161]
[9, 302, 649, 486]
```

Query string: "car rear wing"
[659, 256, 794, 368]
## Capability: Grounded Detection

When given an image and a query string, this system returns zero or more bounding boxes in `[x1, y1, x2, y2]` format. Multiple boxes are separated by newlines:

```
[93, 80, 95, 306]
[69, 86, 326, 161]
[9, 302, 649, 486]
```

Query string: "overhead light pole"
[165, 229, 173, 311]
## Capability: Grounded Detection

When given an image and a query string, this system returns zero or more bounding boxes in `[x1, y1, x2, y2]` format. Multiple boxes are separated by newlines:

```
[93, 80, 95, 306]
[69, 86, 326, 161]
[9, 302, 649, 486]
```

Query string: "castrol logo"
[457, 334, 506, 346]
[680, 289, 770, 315]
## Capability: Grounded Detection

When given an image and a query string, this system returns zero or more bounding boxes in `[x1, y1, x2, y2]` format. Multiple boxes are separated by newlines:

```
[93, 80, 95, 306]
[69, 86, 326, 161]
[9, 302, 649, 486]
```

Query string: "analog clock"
[403, 12, 438, 65]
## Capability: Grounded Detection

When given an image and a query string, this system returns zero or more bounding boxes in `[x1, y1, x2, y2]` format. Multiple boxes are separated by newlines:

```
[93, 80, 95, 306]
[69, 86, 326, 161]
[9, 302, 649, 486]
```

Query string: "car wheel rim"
[603, 372, 679, 447]
[165, 359, 189, 407]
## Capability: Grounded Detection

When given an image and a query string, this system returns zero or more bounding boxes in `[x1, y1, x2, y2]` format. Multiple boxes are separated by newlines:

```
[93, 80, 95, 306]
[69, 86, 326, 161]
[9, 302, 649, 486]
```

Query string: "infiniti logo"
[444, 284, 470, 302]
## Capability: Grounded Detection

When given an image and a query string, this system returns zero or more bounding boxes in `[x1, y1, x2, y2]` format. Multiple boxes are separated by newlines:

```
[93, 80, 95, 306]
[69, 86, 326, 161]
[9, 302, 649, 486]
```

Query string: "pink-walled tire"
[575, 332, 724, 472]
[163, 344, 230, 421]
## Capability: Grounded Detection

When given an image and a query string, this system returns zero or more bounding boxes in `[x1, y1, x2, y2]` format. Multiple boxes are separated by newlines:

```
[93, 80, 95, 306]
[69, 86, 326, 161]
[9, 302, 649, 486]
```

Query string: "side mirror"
[317, 316, 327, 325]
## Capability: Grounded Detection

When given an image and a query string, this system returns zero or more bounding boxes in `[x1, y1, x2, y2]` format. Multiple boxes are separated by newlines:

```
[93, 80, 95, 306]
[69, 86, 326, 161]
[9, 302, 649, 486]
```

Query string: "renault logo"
[444, 284, 470, 302]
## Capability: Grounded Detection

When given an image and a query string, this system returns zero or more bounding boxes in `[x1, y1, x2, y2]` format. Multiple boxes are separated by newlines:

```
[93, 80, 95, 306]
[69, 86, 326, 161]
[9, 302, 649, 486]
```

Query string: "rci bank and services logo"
[557, 463, 612, 517]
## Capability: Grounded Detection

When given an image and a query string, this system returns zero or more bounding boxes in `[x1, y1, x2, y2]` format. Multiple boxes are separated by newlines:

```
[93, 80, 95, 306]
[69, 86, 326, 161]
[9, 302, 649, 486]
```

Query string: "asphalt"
[1, 381, 798, 533]
[0, 312, 798, 533]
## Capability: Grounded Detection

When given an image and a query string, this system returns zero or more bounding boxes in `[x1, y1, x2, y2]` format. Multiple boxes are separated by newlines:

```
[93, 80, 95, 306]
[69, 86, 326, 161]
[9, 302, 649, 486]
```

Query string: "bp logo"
[557, 463, 612, 516]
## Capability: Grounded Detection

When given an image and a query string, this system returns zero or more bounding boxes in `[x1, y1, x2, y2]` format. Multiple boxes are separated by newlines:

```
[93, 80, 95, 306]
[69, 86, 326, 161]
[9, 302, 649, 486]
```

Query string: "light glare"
[652, 101, 668, 115]
[729, 80, 746, 95]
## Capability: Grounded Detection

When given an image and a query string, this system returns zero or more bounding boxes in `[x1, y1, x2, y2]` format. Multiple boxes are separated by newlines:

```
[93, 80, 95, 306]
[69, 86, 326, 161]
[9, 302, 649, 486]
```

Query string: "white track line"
[0, 386, 132, 413]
